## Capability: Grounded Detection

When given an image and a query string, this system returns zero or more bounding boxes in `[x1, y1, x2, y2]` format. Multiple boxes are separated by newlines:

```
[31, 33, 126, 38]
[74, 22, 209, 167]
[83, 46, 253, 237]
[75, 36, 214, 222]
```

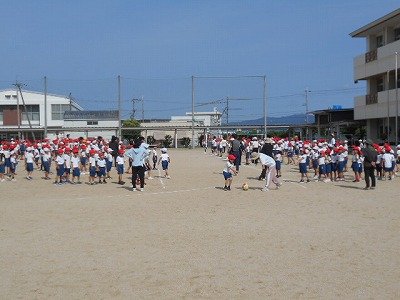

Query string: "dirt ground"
[1, 148, 399, 299]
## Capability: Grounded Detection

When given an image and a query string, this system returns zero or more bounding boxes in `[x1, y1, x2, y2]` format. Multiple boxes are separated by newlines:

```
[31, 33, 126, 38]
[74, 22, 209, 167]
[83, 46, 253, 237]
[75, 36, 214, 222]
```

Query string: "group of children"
[0, 137, 172, 190]
[218, 135, 400, 191]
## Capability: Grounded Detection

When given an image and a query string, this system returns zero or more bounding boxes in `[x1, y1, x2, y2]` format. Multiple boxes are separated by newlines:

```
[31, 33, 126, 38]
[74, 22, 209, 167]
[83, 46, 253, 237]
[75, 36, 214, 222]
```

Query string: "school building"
[0, 89, 119, 141]
[350, 8, 400, 144]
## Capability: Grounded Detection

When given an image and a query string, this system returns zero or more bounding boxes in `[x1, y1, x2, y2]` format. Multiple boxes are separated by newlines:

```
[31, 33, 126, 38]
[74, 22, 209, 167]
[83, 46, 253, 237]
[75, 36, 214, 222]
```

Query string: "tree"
[147, 135, 156, 145]
[181, 137, 191, 148]
[122, 119, 141, 141]
[162, 135, 173, 147]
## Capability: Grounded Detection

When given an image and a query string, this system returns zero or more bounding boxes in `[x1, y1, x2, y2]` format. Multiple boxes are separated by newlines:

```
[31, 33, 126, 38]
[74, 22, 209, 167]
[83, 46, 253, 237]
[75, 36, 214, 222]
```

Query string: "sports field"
[1, 148, 399, 299]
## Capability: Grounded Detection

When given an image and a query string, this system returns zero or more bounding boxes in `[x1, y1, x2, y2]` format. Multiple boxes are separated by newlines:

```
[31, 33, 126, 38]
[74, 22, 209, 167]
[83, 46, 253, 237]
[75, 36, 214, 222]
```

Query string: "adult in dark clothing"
[230, 135, 243, 172]
[362, 139, 378, 190]
[259, 137, 274, 180]
[260, 138, 274, 156]
[108, 135, 119, 167]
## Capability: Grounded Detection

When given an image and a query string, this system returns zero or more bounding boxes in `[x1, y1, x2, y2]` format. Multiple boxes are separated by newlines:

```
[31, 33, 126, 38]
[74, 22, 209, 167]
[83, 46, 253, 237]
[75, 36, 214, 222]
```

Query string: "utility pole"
[131, 97, 144, 121]
[395, 52, 398, 146]
[305, 88, 311, 140]
[44, 76, 47, 138]
[141, 96, 144, 122]
[118, 75, 121, 139]
[13, 81, 36, 141]
[68, 92, 73, 111]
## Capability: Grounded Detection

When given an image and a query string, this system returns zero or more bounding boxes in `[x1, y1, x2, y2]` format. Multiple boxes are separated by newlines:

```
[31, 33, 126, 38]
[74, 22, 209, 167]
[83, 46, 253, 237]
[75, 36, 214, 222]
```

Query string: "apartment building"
[350, 9, 400, 143]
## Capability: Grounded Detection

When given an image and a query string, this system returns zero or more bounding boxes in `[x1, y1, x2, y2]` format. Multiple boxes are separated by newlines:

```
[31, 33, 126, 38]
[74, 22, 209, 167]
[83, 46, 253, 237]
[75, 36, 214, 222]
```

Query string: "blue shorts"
[299, 163, 308, 174]
[223, 171, 233, 180]
[319, 164, 326, 175]
[275, 161, 281, 170]
[331, 163, 337, 172]
[89, 166, 96, 177]
[384, 167, 392, 172]
[0, 164, 5, 174]
[73, 167, 80, 177]
[57, 165, 65, 177]
[162, 160, 168, 170]
[81, 157, 87, 165]
[26, 162, 34, 172]
[117, 164, 124, 174]
[246, 152, 251, 159]
[288, 152, 293, 158]
[99, 167, 106, 177]
[312, 160, 318, 169]
[42, 161, 50, 173]
[352, 162, 362, 173]
[106, 161, 112, 172]
[5, 158, 11, 168]
[64, 168, 71, 175]
[325, 163, 332, 174]
[337, 161, 345, 173]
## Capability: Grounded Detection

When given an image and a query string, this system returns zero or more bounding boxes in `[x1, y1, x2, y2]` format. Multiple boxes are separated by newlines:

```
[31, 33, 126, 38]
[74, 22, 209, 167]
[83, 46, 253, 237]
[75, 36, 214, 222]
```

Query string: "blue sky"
[0, 1, 399, 122]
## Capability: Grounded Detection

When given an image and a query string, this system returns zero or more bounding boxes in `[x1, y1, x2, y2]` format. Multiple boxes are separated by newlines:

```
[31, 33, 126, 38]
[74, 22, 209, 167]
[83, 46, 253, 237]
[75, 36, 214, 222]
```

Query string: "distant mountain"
[229, 113, 314, 126]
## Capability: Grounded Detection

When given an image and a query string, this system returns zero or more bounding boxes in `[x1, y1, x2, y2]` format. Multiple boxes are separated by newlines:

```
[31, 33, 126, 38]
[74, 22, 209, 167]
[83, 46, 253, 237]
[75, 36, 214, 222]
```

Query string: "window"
[395, 28, 400, 41]
[376, 35, 384, 48]
[87, 121, 98, 126]
[52, 104, 72, 120]
[0, 106, 3, 122]
[377, 77, 384, 92]
[21, 105, 40, 122]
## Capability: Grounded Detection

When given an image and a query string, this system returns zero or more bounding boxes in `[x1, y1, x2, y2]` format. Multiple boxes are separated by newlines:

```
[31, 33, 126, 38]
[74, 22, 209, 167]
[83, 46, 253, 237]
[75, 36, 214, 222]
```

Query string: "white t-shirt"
[161, 153, 169, 161]
[25, 152, 34, 163]
[223, 161, 235, 174]
[97, 158, 106, 168]
[116, 156, 124, 165]
[56, 155, 65, 166]
[71, 156, 80, 168]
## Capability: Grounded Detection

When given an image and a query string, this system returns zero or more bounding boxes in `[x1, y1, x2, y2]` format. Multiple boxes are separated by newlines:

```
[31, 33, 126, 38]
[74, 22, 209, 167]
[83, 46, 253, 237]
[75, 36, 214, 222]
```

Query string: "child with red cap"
[223, 154, 238, 191]
[116, 149, 125, 185]
[88, 149, 97, 185]
[71, 148, 82, 184]
[54, 148, 65, 185]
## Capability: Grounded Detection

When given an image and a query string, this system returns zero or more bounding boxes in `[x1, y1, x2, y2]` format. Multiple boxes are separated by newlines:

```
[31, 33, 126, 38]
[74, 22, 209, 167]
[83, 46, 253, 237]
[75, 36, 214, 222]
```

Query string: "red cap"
[228, 154, 236, 160]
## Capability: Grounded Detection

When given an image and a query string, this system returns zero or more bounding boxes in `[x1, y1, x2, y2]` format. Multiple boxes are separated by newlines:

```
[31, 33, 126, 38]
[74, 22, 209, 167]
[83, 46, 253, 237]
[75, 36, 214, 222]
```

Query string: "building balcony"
[354, 39, 400, 81]
[354, 89, 399, 120]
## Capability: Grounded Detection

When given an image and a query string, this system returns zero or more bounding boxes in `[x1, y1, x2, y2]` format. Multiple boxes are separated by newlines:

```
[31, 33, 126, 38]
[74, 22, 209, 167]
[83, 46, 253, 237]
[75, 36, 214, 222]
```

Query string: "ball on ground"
[242, 183, 249, 191]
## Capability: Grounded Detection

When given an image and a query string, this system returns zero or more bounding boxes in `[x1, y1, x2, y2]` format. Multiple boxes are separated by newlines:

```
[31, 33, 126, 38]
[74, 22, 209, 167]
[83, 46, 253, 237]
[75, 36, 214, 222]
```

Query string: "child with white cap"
[158, 148, 171, 179]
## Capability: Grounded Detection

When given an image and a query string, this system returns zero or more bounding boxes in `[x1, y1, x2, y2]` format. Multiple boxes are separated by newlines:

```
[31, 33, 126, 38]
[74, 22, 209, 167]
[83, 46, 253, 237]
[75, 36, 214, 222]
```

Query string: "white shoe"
[132, 188, 137, 192]
[139, 188, 144, 192]
[147, 177, 153, 180]
[166, 176, 171, 179]
[262, 187, 269, 192]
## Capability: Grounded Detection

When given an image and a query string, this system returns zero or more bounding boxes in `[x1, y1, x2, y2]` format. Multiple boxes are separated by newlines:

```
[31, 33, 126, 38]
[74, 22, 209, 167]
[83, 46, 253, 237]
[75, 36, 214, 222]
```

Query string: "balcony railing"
[365, 49, 377, 63]
[366, 93, 378, 105]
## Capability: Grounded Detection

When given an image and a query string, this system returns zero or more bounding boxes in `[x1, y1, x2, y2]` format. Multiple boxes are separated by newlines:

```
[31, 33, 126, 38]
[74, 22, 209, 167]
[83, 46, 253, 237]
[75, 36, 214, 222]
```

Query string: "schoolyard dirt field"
[1, 148, 399, 299]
